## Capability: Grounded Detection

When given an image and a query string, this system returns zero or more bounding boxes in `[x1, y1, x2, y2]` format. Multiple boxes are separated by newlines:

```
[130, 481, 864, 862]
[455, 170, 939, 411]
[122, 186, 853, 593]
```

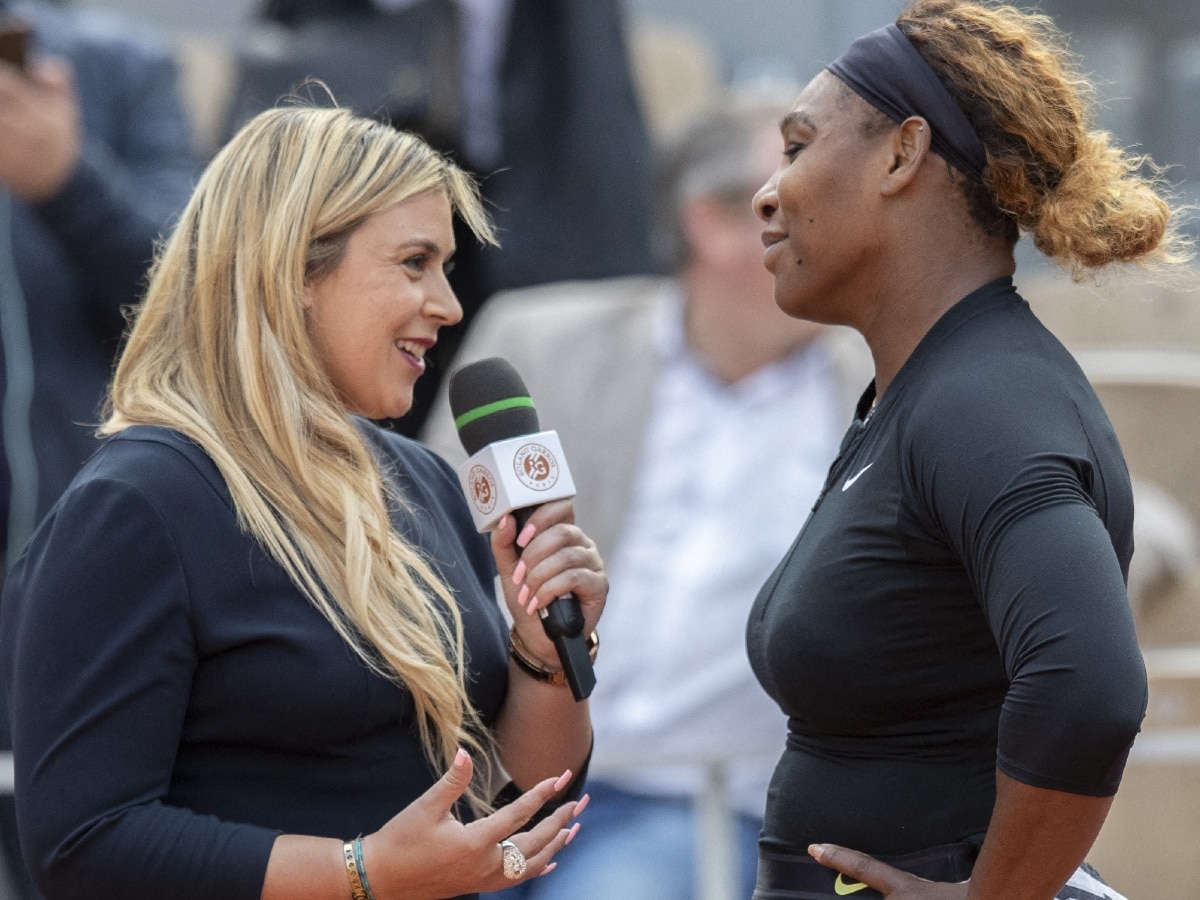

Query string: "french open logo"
[468, 465, 497, 515]
[514, 443, 559, 491]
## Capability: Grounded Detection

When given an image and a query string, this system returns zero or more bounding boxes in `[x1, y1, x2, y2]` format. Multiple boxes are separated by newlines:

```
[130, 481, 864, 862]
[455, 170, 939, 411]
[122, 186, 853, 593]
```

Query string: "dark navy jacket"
[0, 425, 510, 899]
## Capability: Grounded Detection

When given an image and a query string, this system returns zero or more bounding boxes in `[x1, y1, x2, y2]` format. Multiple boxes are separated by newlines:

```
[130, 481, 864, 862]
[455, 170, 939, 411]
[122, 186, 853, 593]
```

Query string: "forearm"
[967, 772, 1113, 900]
[493, 658, 592, 792]
[261, 836, 350, 900]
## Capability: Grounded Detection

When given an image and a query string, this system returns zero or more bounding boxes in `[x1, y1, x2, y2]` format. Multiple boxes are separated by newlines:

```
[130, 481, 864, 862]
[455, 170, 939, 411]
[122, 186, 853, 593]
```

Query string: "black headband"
[827, 24, 987, 182]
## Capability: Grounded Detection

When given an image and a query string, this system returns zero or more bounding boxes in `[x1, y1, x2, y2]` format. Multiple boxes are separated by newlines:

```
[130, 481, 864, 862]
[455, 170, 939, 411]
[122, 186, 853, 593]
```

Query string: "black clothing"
[754, 841, 977, 900]
[751, 845, 1122, 900]
[0, 424, 508, 900]
[747, 279, 1147, 857]
[224, 0, 658, 437]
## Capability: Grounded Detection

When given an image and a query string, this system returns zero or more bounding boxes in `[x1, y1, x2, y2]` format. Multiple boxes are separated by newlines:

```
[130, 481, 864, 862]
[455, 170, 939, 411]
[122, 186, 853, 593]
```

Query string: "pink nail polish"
[517, 522, 537, 548]
[526, 594, 539, 615]
[517, 585, 529, 608]
[553, 769, 573, 792]
[565, 822, 580, 845]
[574, 794, 590, 816]
[512, 560, 526, 586]
[543, 862, 557, 875]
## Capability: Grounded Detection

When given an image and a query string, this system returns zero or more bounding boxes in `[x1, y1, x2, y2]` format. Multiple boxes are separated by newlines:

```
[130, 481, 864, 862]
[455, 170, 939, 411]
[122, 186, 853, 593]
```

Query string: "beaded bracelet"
[342, 837, 375, 900]
[354, 838, 376, 900]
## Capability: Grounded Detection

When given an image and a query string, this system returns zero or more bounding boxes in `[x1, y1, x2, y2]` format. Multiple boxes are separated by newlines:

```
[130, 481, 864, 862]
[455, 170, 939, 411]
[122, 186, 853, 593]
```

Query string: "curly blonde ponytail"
[897, 0, 1192, 277]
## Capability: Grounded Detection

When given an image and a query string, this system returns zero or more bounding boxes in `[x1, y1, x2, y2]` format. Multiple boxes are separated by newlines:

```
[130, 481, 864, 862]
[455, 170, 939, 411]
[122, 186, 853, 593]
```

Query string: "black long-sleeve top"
[747, 278, 1148, 856]
[0, 424, 510, 899]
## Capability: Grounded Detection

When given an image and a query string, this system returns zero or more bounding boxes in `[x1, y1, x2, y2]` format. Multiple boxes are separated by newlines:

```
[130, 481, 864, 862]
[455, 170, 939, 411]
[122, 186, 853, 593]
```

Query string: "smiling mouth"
[395, 339, 430, 372]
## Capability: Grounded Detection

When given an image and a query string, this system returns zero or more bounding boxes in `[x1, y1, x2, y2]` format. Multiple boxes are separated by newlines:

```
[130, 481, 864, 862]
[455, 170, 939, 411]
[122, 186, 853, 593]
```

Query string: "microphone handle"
[512, 504, 595, 701]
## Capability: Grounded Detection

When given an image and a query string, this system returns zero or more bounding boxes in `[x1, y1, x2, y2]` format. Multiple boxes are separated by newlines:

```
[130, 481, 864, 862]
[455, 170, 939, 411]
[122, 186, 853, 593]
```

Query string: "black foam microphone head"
[448, 358, 541, 456]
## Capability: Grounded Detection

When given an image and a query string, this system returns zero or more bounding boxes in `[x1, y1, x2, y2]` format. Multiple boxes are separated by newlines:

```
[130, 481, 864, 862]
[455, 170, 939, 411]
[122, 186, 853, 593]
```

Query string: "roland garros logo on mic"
[468, 465, 497, 515]
[514, 442, 560, 491]
[455, 429, 576, 533]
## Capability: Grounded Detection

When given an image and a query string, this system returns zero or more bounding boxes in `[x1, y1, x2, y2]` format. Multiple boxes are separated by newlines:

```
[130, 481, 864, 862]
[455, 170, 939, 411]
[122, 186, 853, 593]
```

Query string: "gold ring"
[500, 839, 527, 880]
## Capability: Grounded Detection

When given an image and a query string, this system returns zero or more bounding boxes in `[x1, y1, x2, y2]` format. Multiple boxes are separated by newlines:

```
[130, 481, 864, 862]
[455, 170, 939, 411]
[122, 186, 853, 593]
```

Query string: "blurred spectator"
[0, 1, 195, 894]
[423, 96, 872, 900]
[224, 0, 658, 436]
[1127, 478, 1200, 645]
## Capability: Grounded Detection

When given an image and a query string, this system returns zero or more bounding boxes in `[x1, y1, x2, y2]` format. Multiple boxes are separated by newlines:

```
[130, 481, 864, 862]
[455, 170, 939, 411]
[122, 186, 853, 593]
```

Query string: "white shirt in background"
[593, 289, 845, 818]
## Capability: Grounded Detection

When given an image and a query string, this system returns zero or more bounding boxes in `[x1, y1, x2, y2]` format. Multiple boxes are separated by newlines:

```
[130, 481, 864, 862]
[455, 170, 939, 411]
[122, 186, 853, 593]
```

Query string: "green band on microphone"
[454, 395, 535, 431]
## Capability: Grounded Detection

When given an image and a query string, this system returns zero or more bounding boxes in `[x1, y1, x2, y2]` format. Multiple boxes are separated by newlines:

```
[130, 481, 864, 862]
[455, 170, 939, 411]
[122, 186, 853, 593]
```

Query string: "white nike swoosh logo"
[841, 463, 874, 491]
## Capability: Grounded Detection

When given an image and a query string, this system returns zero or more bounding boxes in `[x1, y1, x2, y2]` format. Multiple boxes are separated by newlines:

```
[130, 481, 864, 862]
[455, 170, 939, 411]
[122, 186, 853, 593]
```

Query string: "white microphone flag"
[456, 429, 577, 532]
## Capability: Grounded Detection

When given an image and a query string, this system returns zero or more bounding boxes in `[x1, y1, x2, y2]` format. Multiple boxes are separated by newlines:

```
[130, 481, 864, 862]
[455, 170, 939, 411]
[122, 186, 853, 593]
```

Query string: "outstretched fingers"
[490, 792, 588, 886]
[472, 769, 575, 845]
[514, 820, 575, 878]
[522, 791, 587, 850]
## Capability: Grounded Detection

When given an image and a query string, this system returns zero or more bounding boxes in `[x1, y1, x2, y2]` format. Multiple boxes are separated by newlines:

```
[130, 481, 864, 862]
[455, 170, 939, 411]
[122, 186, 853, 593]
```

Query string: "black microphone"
[448, 357, 596, 701]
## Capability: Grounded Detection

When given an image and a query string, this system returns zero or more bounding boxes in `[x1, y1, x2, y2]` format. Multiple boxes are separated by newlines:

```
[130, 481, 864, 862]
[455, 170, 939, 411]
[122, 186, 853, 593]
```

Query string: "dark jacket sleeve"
[483, 0, 657, 292]
[32, 13, 196, 338]
[909, 375, 1147, 797]
[0, 475, 276, 900]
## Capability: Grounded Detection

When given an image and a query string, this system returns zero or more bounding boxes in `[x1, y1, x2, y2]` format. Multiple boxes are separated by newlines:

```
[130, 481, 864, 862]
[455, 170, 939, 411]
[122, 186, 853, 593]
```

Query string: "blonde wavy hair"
[102, 106, 499, 810]
[891, 0, 1192, 277]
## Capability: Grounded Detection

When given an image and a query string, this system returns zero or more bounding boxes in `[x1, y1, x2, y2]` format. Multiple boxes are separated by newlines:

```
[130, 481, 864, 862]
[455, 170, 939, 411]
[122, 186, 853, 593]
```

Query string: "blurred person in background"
[424, 95, 871, 900]
[747, 1, 1192, 897]
[225, 0, 658, 436]
[0, 1, 195, 895]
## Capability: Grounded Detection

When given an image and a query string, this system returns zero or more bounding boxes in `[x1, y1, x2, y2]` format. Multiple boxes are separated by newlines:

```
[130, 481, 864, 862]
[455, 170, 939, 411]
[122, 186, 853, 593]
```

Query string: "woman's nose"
[753, 176, 779, 222]
[428, 276, 463, 327]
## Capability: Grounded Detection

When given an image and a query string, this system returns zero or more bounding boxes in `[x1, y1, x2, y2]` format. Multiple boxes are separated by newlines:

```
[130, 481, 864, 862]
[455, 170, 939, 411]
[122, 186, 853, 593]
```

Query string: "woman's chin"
[774, 279, 839, 325]
[349, 397, 413, 422]
[774, 287, 811, 321]
[382, 402, 414, 421]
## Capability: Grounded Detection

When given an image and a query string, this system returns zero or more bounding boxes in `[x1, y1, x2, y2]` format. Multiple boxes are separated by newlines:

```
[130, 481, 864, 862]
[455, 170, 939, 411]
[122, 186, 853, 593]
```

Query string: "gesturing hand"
[809, 844, 970, 899]
[360, 749, 585, 899]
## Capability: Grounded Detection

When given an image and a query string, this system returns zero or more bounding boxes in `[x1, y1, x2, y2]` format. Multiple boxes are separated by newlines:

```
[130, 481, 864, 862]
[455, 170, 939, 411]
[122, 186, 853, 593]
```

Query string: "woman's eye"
[403, 254, 428, 273]
[784, 143, 806, 161]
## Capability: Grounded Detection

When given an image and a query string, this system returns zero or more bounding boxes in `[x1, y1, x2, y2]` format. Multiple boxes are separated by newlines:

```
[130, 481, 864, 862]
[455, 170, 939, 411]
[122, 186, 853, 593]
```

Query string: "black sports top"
[746, 278, 1148, 856]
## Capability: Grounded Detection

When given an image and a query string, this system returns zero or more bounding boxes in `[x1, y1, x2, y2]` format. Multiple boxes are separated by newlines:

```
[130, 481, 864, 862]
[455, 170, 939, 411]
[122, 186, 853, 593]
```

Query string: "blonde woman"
[0, 106, 605, 900]
[747, 1, 1191, 898]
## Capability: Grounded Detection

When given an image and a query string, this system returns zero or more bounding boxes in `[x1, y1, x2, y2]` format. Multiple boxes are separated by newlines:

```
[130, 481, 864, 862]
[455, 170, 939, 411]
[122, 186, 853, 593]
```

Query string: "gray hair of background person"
[652, 96, 788, 272]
